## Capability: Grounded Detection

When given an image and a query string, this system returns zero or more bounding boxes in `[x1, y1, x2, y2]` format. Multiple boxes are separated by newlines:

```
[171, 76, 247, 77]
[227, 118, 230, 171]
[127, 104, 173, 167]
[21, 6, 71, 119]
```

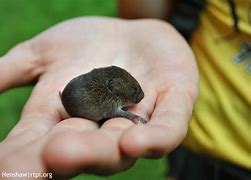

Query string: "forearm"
[118, 0, 177, 20]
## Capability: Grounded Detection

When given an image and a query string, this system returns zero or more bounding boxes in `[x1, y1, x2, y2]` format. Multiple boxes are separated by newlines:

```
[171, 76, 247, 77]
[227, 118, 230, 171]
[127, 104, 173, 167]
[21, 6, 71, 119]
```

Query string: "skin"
[0, 17, 198, 178]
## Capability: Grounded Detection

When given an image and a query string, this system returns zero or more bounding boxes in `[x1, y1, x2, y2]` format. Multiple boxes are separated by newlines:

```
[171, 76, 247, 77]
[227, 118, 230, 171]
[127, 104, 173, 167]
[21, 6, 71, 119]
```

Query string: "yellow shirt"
[183, 0, 251, 169]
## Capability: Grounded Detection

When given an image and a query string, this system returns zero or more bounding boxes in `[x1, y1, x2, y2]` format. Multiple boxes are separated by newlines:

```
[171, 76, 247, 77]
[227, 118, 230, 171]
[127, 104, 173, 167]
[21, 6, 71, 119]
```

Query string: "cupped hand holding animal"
[0, 17, 198, 177]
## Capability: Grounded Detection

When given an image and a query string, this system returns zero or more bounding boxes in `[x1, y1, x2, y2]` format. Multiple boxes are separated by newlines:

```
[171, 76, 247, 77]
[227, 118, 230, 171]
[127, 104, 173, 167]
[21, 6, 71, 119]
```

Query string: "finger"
[0, 109, 61, 160]
[0, 40, 42, 92]
[43, 118, 136, 176]
[5, 87, 61, 137]
[0, 82, 66, 157]
[120, 87, 197, 158]
[0, 137, 48, 177]
[0, 118, 98, 178]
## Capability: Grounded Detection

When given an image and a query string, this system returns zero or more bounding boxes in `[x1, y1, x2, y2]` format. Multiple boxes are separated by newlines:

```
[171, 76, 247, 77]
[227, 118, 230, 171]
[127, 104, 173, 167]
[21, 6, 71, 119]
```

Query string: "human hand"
[0, 17, 198, 178]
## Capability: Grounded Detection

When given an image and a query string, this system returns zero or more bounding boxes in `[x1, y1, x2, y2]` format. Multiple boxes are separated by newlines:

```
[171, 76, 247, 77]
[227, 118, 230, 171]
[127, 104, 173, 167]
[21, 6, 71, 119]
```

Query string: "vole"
[60, 66, 147, 124]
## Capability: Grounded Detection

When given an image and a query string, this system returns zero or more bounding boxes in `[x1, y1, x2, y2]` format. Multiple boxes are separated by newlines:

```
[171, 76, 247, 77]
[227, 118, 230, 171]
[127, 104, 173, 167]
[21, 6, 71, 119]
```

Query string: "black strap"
[228, 0, 239, 32]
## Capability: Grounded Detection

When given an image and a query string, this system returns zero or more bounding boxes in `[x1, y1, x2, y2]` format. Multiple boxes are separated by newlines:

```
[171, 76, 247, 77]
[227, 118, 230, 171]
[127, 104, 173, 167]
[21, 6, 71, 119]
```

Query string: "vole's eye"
[132, 87, 138, 94]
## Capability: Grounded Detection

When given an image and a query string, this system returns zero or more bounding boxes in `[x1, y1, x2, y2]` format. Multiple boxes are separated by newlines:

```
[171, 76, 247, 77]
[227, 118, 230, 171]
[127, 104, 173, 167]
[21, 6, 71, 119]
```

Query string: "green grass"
[0, 1, 168, 179]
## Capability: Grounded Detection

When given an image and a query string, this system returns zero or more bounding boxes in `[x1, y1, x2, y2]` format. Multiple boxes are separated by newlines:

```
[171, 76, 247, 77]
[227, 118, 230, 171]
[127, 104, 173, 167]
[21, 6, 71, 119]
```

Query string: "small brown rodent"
[60, 66, 147, 124]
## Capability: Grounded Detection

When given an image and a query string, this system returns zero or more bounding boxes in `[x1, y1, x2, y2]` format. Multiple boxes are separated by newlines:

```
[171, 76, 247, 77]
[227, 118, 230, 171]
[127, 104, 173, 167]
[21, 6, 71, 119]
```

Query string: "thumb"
[0, 41, 42, 92]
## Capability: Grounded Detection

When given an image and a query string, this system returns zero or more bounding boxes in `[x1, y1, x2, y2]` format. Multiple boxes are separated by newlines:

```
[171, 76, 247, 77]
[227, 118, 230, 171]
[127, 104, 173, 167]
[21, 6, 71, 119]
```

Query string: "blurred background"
[0, 0, 167, 179]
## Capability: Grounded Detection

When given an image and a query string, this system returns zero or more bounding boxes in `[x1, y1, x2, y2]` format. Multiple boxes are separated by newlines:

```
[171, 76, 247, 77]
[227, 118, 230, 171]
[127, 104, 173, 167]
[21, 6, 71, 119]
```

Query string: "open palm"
[0, 17, 198, 178]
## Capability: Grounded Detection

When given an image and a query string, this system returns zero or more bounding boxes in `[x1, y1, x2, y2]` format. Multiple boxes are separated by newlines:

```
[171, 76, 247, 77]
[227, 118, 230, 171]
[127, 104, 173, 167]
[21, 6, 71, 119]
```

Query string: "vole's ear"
[107, 78, 125, 94]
